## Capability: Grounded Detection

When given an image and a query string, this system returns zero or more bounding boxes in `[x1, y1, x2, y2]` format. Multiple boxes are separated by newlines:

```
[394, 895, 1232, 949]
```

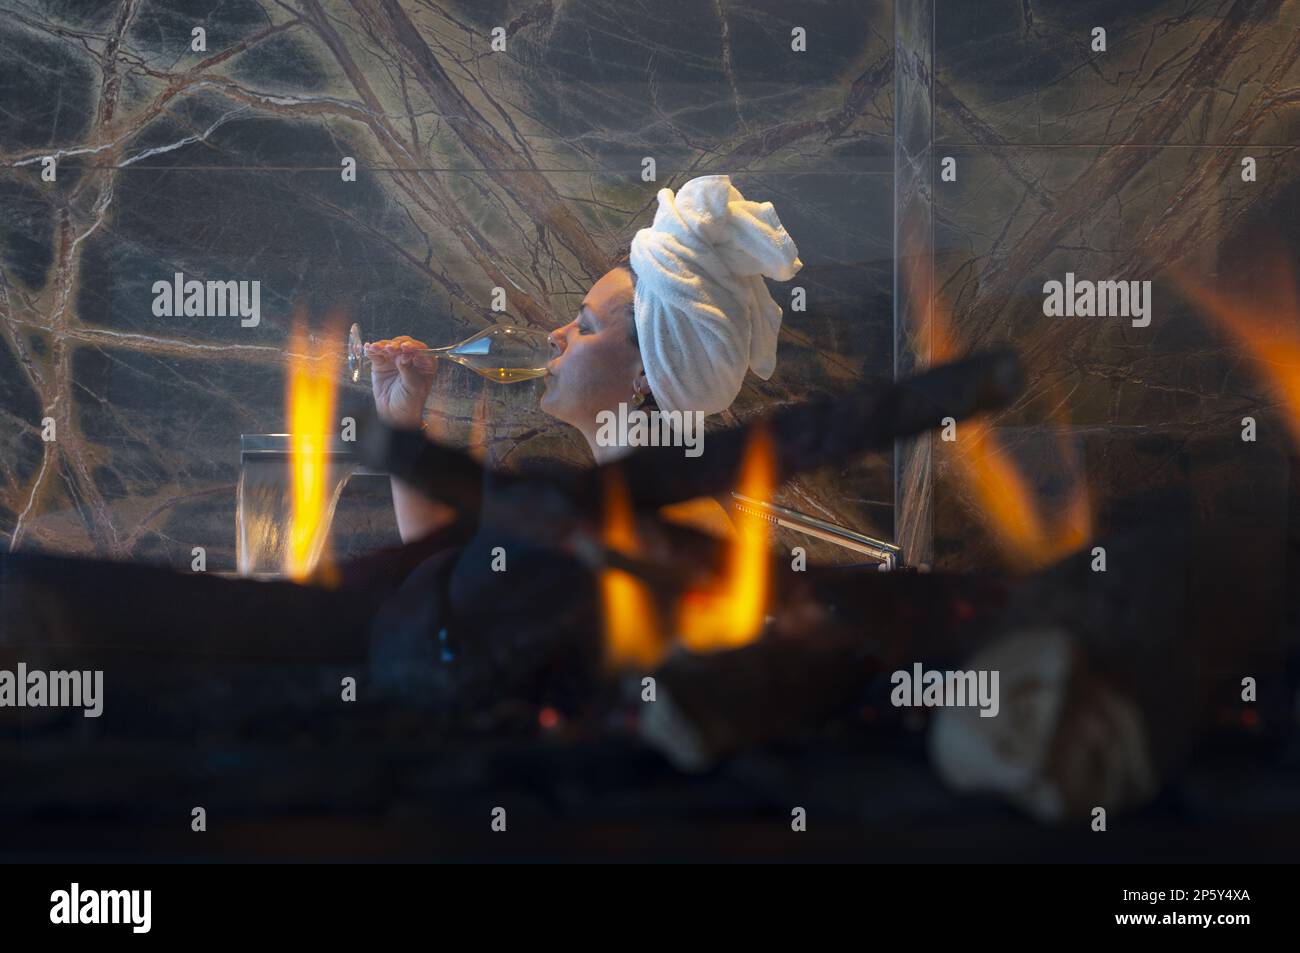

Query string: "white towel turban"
[628, 175, 803, 417]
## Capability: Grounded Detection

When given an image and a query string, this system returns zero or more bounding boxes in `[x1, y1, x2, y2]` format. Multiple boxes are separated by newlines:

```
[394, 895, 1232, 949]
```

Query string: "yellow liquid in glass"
[446, 353, 548, 383]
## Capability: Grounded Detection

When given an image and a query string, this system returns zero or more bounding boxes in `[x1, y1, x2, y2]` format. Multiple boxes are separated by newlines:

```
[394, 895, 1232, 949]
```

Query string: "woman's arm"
[391, 469, 457, 543]
[369, 337, 458, 543]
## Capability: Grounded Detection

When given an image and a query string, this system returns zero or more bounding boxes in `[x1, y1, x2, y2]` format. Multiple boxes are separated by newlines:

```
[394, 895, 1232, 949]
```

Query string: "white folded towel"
[629, 175, 803, 417]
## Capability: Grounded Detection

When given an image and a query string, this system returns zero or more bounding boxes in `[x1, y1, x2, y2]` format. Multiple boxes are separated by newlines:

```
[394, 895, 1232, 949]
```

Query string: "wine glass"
[347, 322, 552, 384]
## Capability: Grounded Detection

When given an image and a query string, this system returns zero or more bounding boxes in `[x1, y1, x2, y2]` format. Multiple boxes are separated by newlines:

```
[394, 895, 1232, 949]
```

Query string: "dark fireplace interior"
[1, 0, 1298, 862]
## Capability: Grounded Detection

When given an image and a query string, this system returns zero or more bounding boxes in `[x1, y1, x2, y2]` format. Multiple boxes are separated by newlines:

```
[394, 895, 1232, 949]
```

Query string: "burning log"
[0, 549, 385, 663]
[636, 563, 1011, 770]
[347, 349, 1027, 701]
[359, 348, 1026, 522]
[581, 348, 1024, 512]
[345, 349, 1026, 684]
[640, 636, 874, 772]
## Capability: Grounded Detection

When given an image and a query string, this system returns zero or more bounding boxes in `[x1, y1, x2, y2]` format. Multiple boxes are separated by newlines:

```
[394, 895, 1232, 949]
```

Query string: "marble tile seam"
[932, 143, 1300, 149]
[0, 165, 897, 173]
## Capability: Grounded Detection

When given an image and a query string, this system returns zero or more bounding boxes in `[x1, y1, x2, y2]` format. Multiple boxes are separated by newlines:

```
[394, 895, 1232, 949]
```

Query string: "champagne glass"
[347, 322, 552, 384]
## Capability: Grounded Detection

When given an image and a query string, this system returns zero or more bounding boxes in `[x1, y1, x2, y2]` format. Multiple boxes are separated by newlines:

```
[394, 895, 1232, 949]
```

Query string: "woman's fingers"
[365, 336, 436, 389]
[367, 346, 396, 370]
[367, 337, 430, 358]
[396, 356, 432, 391]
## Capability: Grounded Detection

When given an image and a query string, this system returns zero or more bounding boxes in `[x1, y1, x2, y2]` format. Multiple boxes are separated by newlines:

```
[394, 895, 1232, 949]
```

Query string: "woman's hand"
[368, 336, 438, 428]
[368, 335, 457, 543]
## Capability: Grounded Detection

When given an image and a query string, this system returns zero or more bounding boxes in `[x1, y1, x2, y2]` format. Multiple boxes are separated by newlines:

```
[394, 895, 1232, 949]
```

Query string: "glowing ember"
[285, 311, 342, 582]
[677, 424, 775, 652]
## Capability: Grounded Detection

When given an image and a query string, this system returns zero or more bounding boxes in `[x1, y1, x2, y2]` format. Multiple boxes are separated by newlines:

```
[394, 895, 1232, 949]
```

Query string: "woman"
[0, 178, 801, 721]
[366, 175, 803, 543]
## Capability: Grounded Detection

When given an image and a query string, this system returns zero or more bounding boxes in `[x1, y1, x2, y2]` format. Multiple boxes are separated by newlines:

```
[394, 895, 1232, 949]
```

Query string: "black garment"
[369, 469, 604, 715]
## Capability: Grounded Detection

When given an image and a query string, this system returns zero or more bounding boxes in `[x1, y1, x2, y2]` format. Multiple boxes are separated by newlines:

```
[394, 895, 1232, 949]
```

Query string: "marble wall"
[928, 0, 1300, 569]
[2, 0, 1298, 573]
[0, 0, 894, 569]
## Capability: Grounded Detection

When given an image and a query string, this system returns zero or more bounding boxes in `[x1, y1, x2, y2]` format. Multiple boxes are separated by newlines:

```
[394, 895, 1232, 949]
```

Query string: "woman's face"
[541, 266, 642, 429]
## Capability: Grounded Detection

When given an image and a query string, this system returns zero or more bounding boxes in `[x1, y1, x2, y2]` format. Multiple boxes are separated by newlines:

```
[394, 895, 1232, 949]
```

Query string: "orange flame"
[677, 425, 775, 652]
[285, 311, 341, 582]
[902, 228, 1089, 570]
[599, 466, 666, 669]
[1171, 246, 1300, 448]
[948, 414, 1090, 570]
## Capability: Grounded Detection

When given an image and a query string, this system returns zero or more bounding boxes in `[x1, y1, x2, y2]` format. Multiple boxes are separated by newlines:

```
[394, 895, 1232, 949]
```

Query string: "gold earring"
[631, 381, 646, 408]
